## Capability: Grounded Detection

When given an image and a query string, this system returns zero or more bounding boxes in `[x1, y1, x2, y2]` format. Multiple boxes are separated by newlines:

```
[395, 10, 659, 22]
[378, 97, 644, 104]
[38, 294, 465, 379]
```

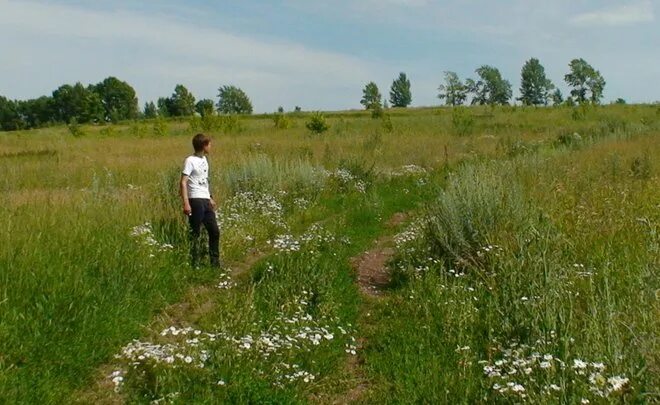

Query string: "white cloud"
[570, 1, 655, 26]
[0, 0, 377, 111]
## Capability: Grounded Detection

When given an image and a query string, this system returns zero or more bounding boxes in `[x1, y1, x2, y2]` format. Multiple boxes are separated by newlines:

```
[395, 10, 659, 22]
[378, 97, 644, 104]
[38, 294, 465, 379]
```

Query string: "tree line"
[362, 58, 607, 111]
[0, 57, 609, 132]
[0, 79, 253, 131]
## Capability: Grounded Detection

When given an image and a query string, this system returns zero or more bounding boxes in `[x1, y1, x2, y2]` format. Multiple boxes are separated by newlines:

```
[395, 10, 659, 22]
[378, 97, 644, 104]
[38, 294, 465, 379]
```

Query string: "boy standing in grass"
[180, 133, 221, 268]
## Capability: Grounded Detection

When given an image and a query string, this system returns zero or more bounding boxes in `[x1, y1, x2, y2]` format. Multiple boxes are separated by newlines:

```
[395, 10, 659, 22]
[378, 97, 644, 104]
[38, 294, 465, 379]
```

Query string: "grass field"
[0, 105, 658, 404]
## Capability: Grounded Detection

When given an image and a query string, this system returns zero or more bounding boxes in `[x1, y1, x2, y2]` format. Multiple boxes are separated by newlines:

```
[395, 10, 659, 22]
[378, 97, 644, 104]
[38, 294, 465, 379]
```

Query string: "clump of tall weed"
[224, 154, 325, 197]
[152, 117, 168, 136]
[555, 131, 583, 148]
[422, 162, 534, 270]
[630, 154, 652, 179]
[451, 107, 475, 136]
[272, 113, 291, 130]
[68, 118, 85, 137]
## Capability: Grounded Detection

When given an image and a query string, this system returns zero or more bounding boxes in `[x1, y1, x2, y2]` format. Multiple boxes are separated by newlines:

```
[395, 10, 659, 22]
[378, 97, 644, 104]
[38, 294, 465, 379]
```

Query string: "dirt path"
[73, 248, 269, 404]
[326, 212, 407, 404]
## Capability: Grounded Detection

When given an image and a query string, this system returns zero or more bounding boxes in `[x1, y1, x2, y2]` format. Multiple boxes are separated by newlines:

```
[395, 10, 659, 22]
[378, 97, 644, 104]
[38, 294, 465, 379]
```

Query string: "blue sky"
[1, 0, 658, 112]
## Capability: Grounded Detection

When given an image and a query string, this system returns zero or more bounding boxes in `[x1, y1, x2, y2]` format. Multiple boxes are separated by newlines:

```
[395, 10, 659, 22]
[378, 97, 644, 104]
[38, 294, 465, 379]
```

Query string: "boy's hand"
[183, 202, 192, 216]
[209, 198, 217, 210]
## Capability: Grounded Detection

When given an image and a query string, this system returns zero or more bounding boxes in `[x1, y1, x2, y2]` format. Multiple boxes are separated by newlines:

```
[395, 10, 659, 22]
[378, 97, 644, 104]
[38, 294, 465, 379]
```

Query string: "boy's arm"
[180, 174, 191, 215]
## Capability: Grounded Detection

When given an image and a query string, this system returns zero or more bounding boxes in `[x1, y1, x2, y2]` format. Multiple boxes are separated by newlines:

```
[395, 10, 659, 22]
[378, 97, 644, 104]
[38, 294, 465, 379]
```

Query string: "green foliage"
[361, 81, 382, 110]
[171, 84, 196, 116]
[93, 76, 139, 122]
[305, 112, 330, 134]
[518, 58, 554, 106]
[381, 114, 393, 132]
[565, 58, 606, 104]
[157, 85, 196, 117]
[389, 72, 412, 108]
[152, 118, 168, 136]
[438, 71, 468, 106]
[52, 82, 104, 124]
[18, 96, 54, 128]
[217, 85, 253, 115]
[551, 89, 564, 106]
[195, 99, 215, 117]
[614, 98, 627, 105]
[0, 95, 22, 131]
[468, 65, 512, 105]
[272, 112, 291, 129]
[67, 117, 85, 137]
[423, 162, 532, 268]
[451, 106, 475, 136]
[370, 102, 384, 119]
[143, 101, 158, 119]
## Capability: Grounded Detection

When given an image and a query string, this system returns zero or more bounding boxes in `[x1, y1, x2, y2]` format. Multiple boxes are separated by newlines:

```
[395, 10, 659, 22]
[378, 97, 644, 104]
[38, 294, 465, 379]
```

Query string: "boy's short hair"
[192, 133, 211, 152]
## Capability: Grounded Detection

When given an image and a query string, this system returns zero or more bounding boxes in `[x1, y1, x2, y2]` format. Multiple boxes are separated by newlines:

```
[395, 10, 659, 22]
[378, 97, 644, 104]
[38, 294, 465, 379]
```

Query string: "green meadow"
[0, 105, 658, 404]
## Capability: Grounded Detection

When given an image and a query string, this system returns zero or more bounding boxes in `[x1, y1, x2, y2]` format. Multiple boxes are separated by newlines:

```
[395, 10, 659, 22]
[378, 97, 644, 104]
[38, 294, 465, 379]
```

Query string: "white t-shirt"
[182, 155, 211, 199]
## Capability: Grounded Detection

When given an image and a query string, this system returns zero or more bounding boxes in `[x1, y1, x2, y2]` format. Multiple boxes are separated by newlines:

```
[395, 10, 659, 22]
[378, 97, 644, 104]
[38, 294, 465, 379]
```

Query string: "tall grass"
[0, 104, 657, 403]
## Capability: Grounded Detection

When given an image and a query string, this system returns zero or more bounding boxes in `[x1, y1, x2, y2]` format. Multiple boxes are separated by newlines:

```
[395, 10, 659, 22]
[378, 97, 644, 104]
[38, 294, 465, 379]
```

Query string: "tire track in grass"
[73, 248, 270, 404]
[326, 212, 408, 404]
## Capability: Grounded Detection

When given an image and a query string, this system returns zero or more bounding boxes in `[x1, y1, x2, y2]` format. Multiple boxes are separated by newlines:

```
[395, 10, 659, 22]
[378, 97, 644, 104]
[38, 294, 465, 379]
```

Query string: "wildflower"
[573, 359, 588, 369]
[607, 376, 629, 392]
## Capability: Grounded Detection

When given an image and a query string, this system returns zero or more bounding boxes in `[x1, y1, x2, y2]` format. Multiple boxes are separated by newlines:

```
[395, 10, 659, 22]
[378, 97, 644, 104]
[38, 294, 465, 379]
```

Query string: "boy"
[180, 133, 221, 268]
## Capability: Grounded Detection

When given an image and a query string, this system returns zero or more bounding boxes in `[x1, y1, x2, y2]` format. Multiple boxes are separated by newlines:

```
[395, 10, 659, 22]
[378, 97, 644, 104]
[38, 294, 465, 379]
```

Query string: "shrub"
[306, 112, 330, 134]
[272, 113, 291, 130]
[422, 162, 533, 269]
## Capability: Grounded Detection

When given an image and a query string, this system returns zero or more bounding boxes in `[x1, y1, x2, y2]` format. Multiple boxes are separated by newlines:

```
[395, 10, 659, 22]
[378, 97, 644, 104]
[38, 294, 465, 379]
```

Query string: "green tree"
[564, 59, 606, 104]
[169, 84, 196, 116]
[52, 82, 104, 123]
[468, 66, 512, 105]
[551, 89, 564, 106]
[143, 101, 158, 119]
[93, 76, 139, 122]
[195, 99, 215, 116]
[438, 71, 468, 106]
[157, 97, 172, 117]
[389, 72, 412, 108]
[217, 85, 253, 114]
[360, 81, 382, 110]
[0, 96, 22, 131]
[518, 58, 554, 106]
[18, 96, 55, 128]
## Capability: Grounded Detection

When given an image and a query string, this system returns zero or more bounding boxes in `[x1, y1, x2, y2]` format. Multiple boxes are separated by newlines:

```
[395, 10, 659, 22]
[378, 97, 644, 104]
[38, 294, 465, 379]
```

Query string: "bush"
[272, 113, 291, 130]
[422, 162, 533, 269]
[305, 112, 330, 134]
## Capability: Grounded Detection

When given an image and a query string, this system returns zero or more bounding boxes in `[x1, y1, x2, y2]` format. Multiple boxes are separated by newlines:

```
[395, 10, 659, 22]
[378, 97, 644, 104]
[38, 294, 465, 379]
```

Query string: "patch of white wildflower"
[130, 222, 174, 252]
[480, 339, 630, 402]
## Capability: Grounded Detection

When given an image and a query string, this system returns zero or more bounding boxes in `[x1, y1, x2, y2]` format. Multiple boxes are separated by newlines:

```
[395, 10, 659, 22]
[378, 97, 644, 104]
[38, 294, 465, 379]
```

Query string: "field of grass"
[0, 105, 658, 403]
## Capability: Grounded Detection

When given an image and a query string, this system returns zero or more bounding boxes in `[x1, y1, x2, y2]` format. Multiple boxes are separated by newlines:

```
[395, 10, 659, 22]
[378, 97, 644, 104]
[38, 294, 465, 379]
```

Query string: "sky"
[0, 0, 658, 112]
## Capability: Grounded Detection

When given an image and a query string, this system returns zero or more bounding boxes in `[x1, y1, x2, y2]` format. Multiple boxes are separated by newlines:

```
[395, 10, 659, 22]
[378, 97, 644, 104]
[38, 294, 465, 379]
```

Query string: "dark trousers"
[188, 198, 221, 267]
